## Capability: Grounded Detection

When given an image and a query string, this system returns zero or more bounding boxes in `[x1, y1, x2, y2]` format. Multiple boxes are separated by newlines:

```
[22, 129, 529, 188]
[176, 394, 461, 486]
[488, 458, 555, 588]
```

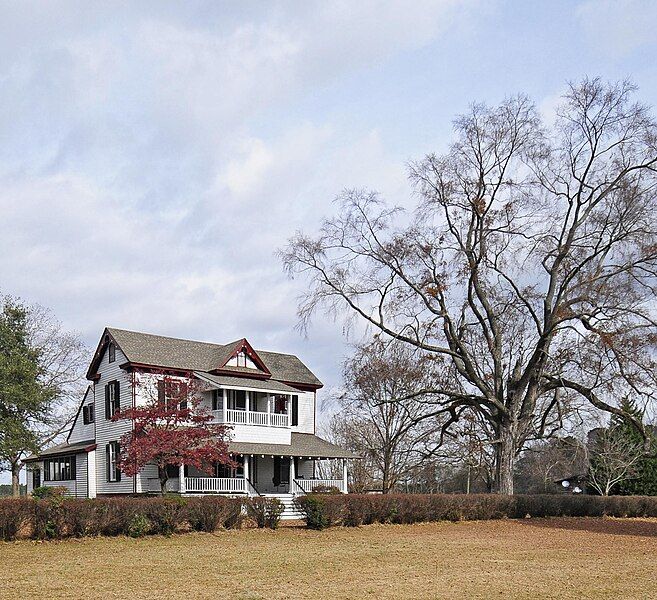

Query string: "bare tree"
[515, 436, 588, 494]
[587, 428, 644, 496]
[437, 409, 496, 493]
[282, 78, 657, 494]
[330, 338, 440, 493]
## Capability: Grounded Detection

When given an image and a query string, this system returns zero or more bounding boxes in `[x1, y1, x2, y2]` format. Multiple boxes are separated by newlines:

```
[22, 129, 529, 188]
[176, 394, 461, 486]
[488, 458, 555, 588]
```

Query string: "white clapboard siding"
[67, 387, 96, 444]
[75, 453, 88, 498]
[292, 390, 315, 434]
[94, 344, 136, 495]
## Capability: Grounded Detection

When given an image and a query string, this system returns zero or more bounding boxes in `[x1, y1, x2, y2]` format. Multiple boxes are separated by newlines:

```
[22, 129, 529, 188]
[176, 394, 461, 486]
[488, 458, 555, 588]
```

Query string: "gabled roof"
[214, 338, 271, 375]
[87, 328, 322, 388]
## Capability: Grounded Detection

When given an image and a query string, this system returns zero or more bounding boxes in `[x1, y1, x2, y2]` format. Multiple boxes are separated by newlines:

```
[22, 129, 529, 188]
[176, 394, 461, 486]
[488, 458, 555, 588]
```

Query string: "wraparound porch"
[176, 454, 349, 495]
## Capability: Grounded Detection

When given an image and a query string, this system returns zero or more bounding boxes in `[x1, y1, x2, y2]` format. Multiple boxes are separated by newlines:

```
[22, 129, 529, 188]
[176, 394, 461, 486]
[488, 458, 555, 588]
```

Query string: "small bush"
[127, 513, 152, 538]
[144, 497, 187, 536]
[295, 495, 345, 530]
[0, 498, 31, 541]
[187, 496, 237, 532]
[31, 486, 67, 500]
[245, 497, 284, 529]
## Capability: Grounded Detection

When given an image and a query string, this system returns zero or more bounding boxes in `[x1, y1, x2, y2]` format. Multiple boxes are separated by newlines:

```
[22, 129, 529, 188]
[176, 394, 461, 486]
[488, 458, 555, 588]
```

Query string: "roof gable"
[214, 338, 271, 375]
[85, 327, 323, 388]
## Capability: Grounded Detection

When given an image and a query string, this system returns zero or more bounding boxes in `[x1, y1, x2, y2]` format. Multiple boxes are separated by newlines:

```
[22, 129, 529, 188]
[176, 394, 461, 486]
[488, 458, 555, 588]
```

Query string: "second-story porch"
[195, 372, 299, 429]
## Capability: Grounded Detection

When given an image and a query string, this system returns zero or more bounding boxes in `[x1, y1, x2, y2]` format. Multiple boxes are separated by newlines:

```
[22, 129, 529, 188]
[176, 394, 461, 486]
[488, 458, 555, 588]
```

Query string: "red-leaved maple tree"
[113, 374, 233, 495]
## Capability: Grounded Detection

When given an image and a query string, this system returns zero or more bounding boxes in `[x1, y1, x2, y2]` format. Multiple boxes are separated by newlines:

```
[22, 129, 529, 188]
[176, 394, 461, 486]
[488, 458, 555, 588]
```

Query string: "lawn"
[2, 518, 657, 599]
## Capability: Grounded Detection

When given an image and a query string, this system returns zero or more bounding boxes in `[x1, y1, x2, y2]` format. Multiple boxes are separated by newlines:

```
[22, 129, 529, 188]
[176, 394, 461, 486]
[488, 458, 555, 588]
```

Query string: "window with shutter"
[108, 342, 116, 363]
[106, 442, 121, 482]
[105, 381, 120, 418]
[82, 404, 95, 425]
[158, 379, 189, 410]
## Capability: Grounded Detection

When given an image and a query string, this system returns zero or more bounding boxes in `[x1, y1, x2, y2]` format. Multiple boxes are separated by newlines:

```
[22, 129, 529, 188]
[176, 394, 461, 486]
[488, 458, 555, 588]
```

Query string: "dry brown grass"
[2, 518, 657, 599]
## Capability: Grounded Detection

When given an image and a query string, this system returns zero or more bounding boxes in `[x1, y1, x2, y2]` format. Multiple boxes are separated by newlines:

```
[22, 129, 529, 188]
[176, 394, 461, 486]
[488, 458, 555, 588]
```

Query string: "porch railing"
[185, 477, 247, 494]
[212, 409, 290, 427]
[293, 478, 346, 494]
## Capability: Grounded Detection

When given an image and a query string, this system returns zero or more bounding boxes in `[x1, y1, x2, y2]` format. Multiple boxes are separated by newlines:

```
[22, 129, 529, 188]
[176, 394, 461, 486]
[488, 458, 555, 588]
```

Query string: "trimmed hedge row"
[294, 493, 657, 530]
[0, 495, 284, 541]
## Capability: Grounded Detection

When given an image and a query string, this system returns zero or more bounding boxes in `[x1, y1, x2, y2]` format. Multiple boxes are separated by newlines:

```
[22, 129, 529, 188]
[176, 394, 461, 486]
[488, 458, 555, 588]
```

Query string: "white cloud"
[0, 1, 481, 452]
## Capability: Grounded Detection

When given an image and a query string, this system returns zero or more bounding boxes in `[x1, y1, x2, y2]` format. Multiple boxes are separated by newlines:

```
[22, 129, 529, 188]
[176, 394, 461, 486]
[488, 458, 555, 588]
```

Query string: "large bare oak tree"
[281, 79, 657, 494]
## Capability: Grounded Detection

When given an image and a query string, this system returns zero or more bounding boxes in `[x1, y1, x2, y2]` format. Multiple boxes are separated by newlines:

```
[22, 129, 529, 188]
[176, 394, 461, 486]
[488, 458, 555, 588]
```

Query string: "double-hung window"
[157, 379, 189, 410]
[106, 442, 121, 482]
[105, 381, 120, 419]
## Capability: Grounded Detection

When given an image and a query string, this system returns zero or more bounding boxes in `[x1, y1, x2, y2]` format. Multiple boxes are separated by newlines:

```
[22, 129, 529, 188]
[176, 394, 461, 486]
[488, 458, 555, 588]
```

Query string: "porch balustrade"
[184, 477, 247, 493]
[293, 478, 346, 494]
[212, 408, 290, 427]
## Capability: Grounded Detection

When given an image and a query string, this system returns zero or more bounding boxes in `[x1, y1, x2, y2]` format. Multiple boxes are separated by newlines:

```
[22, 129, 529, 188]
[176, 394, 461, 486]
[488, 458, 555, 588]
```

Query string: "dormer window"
[108, 342, 116, 363]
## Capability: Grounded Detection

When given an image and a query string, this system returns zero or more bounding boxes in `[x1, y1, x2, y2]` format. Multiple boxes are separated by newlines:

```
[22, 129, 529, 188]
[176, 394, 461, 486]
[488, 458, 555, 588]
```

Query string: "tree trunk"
[158, 466, 169, 496]
[11, 461, 21, 497]
[494, 427, 516, 495]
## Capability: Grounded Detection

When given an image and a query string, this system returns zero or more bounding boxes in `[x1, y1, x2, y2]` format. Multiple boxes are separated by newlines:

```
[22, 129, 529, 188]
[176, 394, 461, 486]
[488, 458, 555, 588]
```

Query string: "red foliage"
[112, 374, 233, 491]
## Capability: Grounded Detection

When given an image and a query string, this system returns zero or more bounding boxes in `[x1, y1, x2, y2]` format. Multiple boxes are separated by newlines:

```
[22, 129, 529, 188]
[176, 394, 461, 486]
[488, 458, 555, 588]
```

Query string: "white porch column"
[289, 456, 296, 492]
[179, 463, 186, 494]
[266, 394, 271, 426]
[222, 388, 228, 423]
[342, 459, 348, 494]
[243, 455, 250, 482]
[87, 449, 97, 499]
[245, 391, 250, 414]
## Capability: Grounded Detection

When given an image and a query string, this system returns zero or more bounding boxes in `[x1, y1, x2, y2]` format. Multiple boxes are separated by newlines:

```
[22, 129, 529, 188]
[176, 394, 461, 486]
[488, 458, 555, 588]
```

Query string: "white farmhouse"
[25, 328, 355, 513]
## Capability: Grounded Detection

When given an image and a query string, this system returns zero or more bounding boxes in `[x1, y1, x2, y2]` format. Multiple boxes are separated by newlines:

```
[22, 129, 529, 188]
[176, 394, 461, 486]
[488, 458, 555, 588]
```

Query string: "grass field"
[2, 518, 657, 599]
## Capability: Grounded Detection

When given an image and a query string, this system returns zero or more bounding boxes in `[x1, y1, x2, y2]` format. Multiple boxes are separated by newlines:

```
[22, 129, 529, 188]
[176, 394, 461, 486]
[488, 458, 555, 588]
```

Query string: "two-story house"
[25, 328, 356, 510]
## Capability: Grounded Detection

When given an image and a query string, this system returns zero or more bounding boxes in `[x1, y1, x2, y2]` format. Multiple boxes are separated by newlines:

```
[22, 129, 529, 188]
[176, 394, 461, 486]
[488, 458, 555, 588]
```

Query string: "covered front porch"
[174, 433, 355, 496]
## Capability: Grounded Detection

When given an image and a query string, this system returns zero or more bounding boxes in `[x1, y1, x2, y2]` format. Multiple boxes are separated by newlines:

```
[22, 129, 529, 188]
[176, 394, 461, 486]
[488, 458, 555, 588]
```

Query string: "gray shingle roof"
[194, 372, 300, 394]
[229, 433, 359, 459]
[24, 440, 96, 463]
[106, 328, 322, 387]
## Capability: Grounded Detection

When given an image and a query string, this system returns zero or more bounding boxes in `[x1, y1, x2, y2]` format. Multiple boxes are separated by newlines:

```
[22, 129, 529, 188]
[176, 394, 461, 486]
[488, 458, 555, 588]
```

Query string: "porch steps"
[262, 493, 304, 521]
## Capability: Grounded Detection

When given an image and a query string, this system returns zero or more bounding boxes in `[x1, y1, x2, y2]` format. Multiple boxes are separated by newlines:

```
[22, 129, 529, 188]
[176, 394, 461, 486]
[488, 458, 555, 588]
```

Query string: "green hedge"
[294, 493, 657, 530]
[0, 496, 244, 541]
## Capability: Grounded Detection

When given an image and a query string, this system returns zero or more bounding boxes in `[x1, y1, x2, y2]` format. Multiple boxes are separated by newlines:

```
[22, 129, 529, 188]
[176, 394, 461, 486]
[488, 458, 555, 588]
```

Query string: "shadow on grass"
[516, 516, 657, 538]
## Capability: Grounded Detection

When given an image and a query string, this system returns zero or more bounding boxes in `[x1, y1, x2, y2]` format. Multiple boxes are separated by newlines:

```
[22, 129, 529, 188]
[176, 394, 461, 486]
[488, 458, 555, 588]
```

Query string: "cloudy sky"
[1, 0, 657, 409]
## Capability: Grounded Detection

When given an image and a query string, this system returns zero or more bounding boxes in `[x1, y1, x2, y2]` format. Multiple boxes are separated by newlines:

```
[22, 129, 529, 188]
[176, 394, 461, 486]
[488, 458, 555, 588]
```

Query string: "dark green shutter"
[292, 396, 298, 426]
[114, 381, 120, 411]
[115, 443, 121, 482]
[106, 444, 111, 481]
[105, 385, 110, 419]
